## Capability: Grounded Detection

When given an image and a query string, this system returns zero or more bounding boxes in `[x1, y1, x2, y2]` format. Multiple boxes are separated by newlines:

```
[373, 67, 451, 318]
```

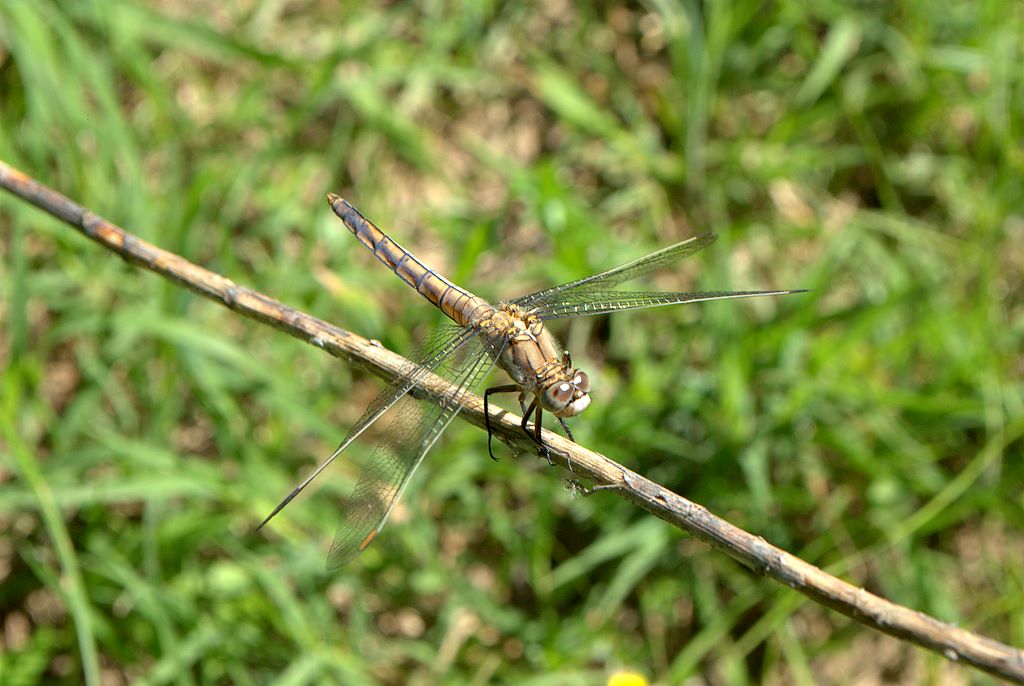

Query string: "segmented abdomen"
[327, 194, 488, 327]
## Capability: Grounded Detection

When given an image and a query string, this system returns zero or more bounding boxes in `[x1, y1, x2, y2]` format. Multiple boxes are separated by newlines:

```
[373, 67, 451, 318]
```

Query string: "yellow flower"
[608, 671, 648, 686]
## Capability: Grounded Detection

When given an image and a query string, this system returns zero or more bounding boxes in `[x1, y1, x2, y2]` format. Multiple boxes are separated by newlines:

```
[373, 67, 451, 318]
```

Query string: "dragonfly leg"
[557, 416, 575, 442]
[556, 417, 575, 472]
[484, 384, 521, 461]
[533, 399, 556, 466]
[514, 397, 547, 461]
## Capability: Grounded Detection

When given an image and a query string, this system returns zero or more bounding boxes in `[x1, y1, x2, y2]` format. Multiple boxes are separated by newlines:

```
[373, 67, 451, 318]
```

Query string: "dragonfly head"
[543, 368, 591, 417]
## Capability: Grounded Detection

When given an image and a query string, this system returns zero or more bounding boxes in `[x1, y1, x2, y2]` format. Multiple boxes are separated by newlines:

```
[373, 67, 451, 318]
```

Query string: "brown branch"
[2, 159, 1021, 683]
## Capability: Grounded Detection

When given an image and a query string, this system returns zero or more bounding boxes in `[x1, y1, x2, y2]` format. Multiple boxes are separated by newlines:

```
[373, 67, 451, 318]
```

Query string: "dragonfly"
[257, 194, 804, 567]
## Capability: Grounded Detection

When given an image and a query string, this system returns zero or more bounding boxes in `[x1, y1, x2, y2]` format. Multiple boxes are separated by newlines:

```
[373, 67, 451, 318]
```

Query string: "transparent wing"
[256, 324, 476, 531]
[512, 233, 717, 309]
[327, 334, 503, 568]
[531, 288, 806, 320]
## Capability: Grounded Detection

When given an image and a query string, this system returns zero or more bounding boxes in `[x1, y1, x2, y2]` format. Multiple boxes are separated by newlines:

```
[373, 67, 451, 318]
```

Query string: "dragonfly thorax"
[476, 303, 593, 418]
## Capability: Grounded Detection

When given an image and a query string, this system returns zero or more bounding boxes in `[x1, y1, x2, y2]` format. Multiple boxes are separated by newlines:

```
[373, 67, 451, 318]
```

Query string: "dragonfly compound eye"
[545, 381, 575, 410]
[573, 370, 590, 394]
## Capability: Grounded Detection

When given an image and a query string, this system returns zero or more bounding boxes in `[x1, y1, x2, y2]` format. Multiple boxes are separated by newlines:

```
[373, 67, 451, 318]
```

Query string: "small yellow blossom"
[608, 671, 648, 686]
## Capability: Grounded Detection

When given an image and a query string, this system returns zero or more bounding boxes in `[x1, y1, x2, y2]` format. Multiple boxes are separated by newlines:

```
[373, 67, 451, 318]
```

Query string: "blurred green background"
[1, 1, 1022, 684]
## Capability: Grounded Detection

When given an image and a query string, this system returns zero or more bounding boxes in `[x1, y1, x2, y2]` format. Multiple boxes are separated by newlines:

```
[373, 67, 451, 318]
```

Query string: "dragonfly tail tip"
[255, 487, 302, 531]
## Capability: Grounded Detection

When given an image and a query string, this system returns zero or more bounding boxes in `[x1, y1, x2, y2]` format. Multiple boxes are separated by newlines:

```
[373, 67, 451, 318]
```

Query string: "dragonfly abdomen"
[327, 194, 487, 326]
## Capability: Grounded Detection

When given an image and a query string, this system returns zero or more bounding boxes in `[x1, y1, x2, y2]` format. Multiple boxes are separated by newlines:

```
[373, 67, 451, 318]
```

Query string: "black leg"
[533, 400, 556, 466]
[519, 397, 537, 439]
[517, 397, 548, 460]
[556, 416, 575, 471]
[532, 400, 543, 444]
[502, 394, 552, 461]
[484, 384, 521, 460]
[557, 417, 575, 442]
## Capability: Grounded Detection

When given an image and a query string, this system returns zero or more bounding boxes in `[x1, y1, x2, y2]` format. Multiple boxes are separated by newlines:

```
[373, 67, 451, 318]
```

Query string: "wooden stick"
[2, 159, 1021, 683]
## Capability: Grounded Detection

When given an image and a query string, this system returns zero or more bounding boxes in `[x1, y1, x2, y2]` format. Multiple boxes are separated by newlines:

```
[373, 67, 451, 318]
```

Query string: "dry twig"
[2, 159, 1021, 683]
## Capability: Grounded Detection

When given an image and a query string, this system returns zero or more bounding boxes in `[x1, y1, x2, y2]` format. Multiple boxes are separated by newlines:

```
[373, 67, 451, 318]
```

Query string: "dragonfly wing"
[256, 324, 475, 531]
[512, 233, 717, 309]
[532, 288, 807, 320]
[327, 335, 502, 568]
